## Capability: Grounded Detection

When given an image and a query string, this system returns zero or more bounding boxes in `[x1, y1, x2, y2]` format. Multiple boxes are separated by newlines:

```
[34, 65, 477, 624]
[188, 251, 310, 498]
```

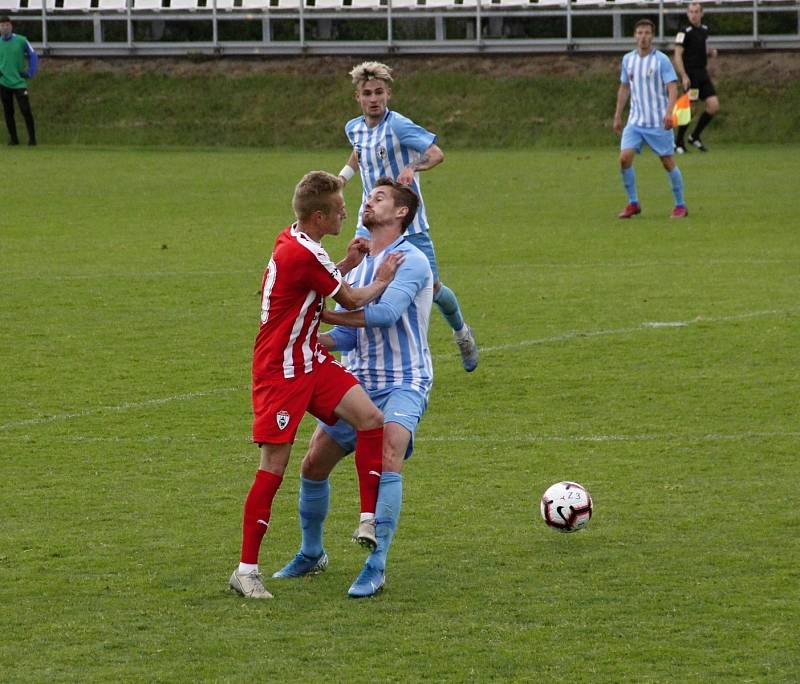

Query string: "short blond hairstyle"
[292, 171, 343, 221]
[350, 61, 394, 88]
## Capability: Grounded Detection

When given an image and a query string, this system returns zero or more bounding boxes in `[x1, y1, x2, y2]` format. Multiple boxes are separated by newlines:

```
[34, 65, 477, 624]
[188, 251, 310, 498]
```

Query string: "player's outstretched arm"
[332, 252, 405, 310]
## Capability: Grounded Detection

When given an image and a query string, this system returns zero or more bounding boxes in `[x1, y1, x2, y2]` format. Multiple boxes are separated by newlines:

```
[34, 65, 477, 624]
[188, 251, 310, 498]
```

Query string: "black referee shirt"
[675, 24, 710, 70]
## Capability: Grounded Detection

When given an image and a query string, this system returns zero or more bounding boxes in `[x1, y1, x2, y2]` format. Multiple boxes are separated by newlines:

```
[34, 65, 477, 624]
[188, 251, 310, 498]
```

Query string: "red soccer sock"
[355, 427, 383, 515]
[240, 469, 283, 565]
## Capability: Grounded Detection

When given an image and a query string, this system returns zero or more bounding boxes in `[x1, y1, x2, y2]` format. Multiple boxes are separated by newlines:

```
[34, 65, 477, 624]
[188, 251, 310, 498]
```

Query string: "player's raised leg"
[407, 232, 478, 372]
[334, 384, 384, 550]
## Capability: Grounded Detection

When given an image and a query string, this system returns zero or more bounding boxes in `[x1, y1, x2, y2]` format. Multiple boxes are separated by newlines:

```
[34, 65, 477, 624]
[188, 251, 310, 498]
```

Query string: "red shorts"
[252, 358, 358, 444]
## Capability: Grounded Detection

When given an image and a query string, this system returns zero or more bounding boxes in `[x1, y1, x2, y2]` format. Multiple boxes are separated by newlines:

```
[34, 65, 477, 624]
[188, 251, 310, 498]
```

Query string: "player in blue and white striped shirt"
[613, 19, 688, 219]
[338, 61, 479, 372]
[272, 179, 434, 598]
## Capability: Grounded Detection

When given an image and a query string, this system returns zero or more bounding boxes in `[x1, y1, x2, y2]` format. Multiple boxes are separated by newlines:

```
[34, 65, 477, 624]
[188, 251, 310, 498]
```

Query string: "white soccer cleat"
[229, 569, 273, 599]
[455, 325, 479, 372]
[352, 519, 377, 552]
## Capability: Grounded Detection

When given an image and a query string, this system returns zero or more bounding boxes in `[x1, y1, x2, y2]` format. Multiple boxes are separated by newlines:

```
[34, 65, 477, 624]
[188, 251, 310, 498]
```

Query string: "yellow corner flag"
[672, 93, 691, 127]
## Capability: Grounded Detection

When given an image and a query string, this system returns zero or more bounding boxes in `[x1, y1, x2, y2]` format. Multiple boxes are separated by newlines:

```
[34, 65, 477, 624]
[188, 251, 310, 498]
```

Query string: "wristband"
[339, 165, 355, 182]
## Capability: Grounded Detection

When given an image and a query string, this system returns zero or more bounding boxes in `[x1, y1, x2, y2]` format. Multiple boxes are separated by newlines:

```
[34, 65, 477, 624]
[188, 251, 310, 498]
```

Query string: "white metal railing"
[6, 0, 799, 54]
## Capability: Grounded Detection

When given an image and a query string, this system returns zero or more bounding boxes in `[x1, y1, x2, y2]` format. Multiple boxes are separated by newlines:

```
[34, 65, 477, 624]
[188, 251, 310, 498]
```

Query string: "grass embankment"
[31, 55, 800, 148]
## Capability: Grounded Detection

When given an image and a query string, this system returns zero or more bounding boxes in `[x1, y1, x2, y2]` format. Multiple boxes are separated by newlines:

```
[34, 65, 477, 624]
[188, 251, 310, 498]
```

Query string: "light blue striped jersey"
[620, 49, 678, 128]
[328, 236, 434, 396]
[345, 109, 437, 237]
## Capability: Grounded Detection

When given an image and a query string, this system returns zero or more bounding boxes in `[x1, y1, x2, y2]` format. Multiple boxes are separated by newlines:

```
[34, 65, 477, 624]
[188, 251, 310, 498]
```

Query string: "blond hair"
[292, 171, 343, 221]
[349, 61, 394, 88]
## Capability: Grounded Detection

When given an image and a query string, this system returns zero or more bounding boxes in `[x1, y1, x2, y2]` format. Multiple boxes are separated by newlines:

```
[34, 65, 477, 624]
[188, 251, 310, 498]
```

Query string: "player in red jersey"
[229, 171, 403, 599]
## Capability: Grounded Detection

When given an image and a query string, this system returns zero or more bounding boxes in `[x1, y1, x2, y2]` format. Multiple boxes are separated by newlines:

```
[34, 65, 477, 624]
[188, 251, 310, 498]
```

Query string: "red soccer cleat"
[618, 203, 641, 219]
[670, 205, 689, 219]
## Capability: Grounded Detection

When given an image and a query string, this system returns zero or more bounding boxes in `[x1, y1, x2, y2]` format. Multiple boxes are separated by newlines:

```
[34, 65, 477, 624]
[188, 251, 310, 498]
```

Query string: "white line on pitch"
[2, 307, 795, 432]
[464, 308, 798, 357]
[0, 386, 243, 431]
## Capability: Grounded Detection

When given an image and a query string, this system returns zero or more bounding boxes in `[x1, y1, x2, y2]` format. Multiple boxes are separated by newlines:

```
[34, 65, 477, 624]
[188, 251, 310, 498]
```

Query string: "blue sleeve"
[660, 52, 677, 83]
[364, 253, 427, 328]
[25, 41, 38, 78]
[328, 326, 357, 353]
[389, 113, 437, 153]
[620, 54, 629, 84]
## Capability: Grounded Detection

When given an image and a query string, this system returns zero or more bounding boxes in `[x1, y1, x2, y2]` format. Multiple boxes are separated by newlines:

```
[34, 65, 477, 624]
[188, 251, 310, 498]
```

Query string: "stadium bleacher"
[6, 0, 798, 54]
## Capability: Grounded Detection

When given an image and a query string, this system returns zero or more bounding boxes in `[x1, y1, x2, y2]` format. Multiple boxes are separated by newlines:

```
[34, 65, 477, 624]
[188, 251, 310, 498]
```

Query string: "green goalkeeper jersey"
[0, 33, 38, 90]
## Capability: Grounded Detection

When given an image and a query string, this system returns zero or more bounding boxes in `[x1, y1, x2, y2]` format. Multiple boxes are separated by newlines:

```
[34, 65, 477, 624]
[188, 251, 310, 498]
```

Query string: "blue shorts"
[404, 232, 440, 284]
[621, 124, 675, 157]
[319, 387, 428, 460]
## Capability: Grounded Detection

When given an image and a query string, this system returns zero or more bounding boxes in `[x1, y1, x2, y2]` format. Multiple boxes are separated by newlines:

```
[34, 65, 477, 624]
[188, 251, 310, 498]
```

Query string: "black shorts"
[686, 68, 716, 100]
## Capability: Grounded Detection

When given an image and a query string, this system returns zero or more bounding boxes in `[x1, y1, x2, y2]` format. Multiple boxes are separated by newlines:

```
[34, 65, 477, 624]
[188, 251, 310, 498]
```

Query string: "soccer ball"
[540, 481, 593, 532]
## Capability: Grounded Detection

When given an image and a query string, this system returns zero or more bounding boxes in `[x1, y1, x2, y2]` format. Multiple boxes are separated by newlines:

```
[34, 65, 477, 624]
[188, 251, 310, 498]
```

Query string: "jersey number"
[260, 257, 277, 324]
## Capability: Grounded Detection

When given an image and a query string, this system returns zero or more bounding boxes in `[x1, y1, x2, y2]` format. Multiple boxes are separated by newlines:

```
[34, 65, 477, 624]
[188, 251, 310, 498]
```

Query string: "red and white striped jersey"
[253, 224, 343, 381]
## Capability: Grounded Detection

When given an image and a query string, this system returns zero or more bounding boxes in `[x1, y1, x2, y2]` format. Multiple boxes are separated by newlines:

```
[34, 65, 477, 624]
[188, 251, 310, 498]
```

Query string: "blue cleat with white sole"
[348, 562, 385, 598]
[272, 551, 328, 579]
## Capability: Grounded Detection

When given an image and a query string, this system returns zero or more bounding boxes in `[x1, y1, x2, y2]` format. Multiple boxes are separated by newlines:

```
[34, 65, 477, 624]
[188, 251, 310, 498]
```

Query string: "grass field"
[2, 145, 799, 682]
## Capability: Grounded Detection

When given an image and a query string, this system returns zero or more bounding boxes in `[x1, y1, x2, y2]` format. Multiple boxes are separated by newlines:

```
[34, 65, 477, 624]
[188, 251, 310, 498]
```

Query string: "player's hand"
[345, 237, 370, 264]
[374, 252, 405, 283]
[664, 112, 675, 131]
[682, 75, 691, 91]
[613, 114, 622, 136]
[397, 167, 415, 185]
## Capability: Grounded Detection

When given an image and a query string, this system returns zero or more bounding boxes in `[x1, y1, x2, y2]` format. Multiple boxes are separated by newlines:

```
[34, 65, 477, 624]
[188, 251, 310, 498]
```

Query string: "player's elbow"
[335, 286, 367, 311]
[365, 304, 402, 328]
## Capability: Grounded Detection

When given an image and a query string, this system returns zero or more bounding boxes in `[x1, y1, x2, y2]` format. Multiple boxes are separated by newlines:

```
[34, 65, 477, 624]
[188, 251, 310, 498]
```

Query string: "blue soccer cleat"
[454, 325, 479, 373]
[272, 551, 328, 579]
[348, 562, 385, 598]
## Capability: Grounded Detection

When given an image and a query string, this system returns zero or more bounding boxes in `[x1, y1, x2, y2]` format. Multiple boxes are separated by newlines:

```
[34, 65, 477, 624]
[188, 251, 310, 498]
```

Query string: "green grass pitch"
[1, 145, 798, 682]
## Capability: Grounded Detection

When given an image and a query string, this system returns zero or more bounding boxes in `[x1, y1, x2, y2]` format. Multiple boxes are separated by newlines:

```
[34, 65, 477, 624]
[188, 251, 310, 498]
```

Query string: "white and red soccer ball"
[540, 481, 593, 532]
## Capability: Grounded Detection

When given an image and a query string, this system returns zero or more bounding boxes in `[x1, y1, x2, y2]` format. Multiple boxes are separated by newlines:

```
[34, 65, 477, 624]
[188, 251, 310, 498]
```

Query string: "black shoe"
[688, 135, 707, 152]
[28, 140, 37, 146]
[8, 140, 19, 146]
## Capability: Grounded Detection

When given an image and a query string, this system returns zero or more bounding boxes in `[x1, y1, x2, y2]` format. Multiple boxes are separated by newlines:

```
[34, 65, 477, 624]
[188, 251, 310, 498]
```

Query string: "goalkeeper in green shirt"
[0, 15, 38, 146]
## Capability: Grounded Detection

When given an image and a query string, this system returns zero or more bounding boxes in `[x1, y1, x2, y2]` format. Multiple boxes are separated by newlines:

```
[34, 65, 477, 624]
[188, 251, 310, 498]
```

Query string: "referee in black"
[673, 2, 719, 153]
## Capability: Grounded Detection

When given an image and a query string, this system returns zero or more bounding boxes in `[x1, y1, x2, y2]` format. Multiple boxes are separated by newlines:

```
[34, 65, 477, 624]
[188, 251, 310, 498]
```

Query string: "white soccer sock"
[453, 325, 469, 340]
[238, 562, 259, 574]
[360, 512, 376, 523]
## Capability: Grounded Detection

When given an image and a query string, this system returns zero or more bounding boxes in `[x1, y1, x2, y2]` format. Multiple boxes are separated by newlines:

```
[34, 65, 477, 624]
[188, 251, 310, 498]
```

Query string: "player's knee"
[355, 405, 383, 431]
[300, 452, 326, 480]
[707, 99, 720, 115]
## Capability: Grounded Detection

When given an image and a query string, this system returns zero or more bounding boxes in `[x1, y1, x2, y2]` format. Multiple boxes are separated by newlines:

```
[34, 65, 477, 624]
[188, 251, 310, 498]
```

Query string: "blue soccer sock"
[298, 476, 329, 559]
[668, 167, 685, 207]
[621, 167, 638, 205]
[369, 472, 403, 572]
[433, 284, 465, 333]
